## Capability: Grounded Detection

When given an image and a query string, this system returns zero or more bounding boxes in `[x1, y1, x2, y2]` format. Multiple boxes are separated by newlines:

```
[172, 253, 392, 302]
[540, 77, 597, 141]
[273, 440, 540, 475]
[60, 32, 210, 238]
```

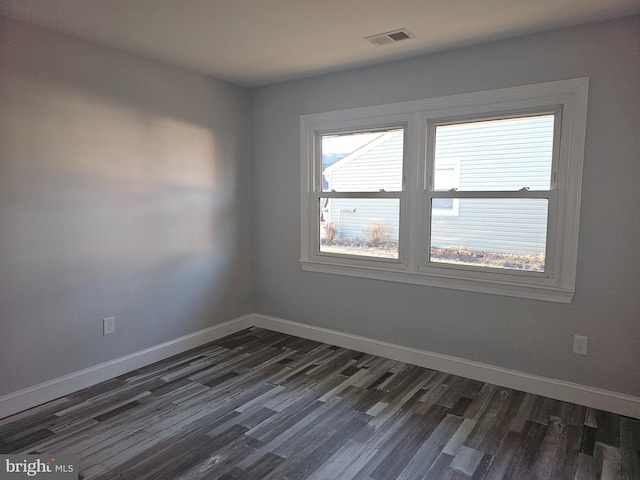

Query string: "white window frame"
[300, 78, 589, 303]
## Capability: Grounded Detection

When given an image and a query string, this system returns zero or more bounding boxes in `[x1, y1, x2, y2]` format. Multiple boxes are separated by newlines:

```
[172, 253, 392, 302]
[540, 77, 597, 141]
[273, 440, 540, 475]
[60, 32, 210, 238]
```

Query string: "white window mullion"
[403, 112, 424, 270]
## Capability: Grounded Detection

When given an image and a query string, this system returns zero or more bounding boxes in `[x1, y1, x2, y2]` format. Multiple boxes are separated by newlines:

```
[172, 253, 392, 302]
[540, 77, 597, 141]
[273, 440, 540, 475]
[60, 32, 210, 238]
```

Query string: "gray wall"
[0, 18, 253, 396]
[251, 17, 640, 396]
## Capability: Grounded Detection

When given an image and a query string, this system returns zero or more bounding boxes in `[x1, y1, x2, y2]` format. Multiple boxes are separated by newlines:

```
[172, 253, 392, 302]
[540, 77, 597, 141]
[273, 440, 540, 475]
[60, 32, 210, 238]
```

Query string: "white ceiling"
[2, 0, 639, 87]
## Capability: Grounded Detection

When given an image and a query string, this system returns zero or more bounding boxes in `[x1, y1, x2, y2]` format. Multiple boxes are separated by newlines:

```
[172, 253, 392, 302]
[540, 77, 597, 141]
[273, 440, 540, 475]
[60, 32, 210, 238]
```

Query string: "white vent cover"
[365, 28, 415, 46]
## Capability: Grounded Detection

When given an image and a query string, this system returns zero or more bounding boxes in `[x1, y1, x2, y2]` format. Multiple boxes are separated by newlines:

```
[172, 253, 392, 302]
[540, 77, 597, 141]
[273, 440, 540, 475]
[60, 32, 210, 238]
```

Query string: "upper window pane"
[434, 114, 555, 191]
[322, 128, 403, 192]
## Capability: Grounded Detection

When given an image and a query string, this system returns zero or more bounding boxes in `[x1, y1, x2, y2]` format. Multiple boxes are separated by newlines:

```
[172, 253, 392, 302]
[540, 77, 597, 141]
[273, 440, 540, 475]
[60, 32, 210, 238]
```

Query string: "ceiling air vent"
[365, 28, 415, 46]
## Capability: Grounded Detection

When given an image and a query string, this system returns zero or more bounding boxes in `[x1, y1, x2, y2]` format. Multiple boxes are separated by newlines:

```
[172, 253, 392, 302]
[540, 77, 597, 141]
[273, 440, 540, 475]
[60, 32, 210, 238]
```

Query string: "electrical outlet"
[103, 317, 115, 335]
[573, 334, 588, 355]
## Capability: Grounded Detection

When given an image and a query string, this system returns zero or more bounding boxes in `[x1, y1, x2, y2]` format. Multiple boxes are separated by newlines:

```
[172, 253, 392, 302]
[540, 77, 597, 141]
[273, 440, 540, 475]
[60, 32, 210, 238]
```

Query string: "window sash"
[314, 124, 409, 193]
[313, 192, 406, 264]
[423, 193, 557, 278]
[425, 109, 562, 193]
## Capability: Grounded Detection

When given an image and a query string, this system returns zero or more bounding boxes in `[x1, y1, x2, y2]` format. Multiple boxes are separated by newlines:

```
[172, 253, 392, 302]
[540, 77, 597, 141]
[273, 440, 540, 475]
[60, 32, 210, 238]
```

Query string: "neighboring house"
[323, 116, 553, 256]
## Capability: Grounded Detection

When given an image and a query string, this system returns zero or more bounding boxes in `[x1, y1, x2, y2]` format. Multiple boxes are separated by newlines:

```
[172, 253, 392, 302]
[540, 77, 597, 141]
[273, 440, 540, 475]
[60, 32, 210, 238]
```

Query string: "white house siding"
[435, 115, 554, 191]
[431, 198, 548, 256]
[324, 198, 400, 242]
[324, 132, 403, 192]
[326, 116, 553, 255]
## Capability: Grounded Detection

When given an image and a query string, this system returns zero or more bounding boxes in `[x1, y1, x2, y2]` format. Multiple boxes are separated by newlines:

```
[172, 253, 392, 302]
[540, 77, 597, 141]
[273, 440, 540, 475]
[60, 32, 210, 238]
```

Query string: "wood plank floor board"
[449, 445, 485, 476]
[348, 406, 428, 478]
[239, 452, 287, 480]
[0, 397, 75, 429]
[196, 438, 261, 479]
[443, 417, 478, 456]
[395, 413, 464, 480]
[508, 392, 538, 433]
[548, 423, 583, 479]
[529, 396, 553, 425]
[464, 382, 498, 421]
[581, 424, 597, 456]
[67, 378, 128, 402]
[482, 428, 528, 480]
[436, 376, 476, 410]
[244, 397, 325, 444]
[560, 401, 586, 428]
[596, 410, 622, 448]
[463, 387, 511, 449]
[531, 416, 566, 479]
[271, 402, 359, 459]
[476, 389, 527, 457]
[470, 452, 496, 480]
[345, 385, 388, 415]
[36, 398, 169, 456]
[620, 417, 640, 480]
[1, 427, 55, 453]
[304, 438, 366, 480]
[1, 326, 638, 479]
[76, 429, 155, 467]
[450, 396, 473, 417]
[416, 385, 450, 416]
[369, 406, 450, 479]
[268, 415, 368, 480]
[238, 401, 333, 468]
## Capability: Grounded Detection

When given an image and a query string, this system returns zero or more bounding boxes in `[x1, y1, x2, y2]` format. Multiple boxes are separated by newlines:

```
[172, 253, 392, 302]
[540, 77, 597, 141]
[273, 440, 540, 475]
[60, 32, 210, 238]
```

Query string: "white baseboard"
[251, 313, 640, 419]
[0, 315, 252, 419]
[3, 312, 639, 420]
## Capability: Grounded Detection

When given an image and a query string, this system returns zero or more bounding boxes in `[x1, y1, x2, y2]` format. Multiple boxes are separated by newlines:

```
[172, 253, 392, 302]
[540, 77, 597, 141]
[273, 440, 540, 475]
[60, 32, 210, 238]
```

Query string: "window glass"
[429, 198, 548, 272]
[322, 128, 403, 192]
[320, 198, 399, 259]
[434, 115, 555, 191]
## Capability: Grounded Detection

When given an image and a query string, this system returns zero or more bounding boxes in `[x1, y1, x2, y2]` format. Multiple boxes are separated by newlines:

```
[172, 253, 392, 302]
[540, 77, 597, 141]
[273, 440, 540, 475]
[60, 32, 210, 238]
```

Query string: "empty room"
[1, 1, 639, 479]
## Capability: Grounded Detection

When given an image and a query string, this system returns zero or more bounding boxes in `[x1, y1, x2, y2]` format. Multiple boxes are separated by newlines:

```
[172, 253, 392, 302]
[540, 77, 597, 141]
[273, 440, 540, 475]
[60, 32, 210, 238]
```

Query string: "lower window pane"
[430, 198, 548, 272]
[320, 198, 399, 259]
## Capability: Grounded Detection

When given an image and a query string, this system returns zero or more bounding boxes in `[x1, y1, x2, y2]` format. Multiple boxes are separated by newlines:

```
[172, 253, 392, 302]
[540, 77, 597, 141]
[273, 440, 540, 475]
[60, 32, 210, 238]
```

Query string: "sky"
[321, 132, 382, 154]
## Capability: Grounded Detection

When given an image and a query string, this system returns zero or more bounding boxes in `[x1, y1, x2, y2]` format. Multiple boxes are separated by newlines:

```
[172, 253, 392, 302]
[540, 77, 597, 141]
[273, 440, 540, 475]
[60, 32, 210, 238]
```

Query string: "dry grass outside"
[323, 221, 339, 242]
[366, 221, 390, 245]
[320, 238, 398, 259]
[430, 247, 545, 272]
[319, 239, 545, 271]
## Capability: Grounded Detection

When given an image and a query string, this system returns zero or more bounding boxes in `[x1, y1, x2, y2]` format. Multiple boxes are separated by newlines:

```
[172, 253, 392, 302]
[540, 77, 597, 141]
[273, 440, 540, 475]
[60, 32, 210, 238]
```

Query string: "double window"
[300, 79, 589, 302]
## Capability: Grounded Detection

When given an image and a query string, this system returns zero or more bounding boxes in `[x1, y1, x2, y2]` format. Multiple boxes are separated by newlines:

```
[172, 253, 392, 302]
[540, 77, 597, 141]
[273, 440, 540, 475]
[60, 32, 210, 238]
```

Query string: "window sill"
[300, 259, 574, 303]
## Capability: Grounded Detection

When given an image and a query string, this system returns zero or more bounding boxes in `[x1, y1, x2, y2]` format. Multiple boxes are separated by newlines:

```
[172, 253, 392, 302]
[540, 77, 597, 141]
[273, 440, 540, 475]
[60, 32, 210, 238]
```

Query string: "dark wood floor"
[1, 327, 638, 479]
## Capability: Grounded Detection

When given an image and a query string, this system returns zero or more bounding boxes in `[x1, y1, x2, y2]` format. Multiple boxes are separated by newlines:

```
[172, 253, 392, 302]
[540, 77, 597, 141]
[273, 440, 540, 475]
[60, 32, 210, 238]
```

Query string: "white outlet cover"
[103, 317, 115, 335]
[573, 334, 588, 355]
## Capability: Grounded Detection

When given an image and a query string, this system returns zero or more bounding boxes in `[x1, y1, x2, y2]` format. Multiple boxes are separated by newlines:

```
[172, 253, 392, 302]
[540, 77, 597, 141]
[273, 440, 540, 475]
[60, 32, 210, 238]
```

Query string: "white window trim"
[300, 78, 589, 303]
